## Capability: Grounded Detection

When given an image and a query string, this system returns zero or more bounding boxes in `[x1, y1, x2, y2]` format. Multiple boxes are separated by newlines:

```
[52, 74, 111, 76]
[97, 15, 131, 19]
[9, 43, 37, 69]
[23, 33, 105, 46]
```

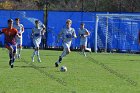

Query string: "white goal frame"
[94, 13, 140, 53]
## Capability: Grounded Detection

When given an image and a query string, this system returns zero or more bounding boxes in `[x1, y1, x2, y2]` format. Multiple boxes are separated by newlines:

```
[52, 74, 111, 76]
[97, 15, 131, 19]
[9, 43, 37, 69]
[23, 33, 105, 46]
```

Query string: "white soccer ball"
[60, 66, 67, 72]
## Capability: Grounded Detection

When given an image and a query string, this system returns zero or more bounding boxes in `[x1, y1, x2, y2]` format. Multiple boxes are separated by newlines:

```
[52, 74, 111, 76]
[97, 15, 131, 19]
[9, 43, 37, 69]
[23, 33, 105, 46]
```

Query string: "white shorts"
[80, 39, 87, 46]
[33, 37, 41, 48]
[16, 37, 22, 46]
[63, 41, 71, 49]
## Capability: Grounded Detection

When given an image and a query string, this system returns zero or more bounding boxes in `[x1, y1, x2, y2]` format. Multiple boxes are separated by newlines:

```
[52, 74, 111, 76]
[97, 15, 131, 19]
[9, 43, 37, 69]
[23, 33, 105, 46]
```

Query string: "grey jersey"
[78, 28, 89, 41]
[59, 27, 76, 43]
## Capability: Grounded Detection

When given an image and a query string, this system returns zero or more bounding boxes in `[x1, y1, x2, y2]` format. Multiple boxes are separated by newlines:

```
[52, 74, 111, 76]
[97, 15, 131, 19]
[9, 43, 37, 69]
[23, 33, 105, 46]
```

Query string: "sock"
[37, 51, 41, 60]
[32, 50, 36, 57]
[18, 48, 21, 56]
[9, 52, 12, 60]
[85, 48, 91, 52]
[82, 49, 86, 56]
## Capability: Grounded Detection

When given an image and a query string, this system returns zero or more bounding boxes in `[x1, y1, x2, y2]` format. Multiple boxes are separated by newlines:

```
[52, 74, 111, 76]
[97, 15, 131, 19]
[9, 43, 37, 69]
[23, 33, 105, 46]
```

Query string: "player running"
[78, 23, 91, 56]
[0, 19, 21, 68]
[31, 20, 45, 62]
[13, 18, 24, 59]
[55, 19, 77, 67]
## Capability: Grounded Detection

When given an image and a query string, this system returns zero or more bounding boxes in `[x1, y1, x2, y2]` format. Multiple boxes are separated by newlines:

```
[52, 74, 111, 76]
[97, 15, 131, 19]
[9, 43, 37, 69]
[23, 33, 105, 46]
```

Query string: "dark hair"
[35, 20, 39, 23]
[80, 22, 85, 25]
[8, 19, 13, 23]
[15, 18, 20, 21]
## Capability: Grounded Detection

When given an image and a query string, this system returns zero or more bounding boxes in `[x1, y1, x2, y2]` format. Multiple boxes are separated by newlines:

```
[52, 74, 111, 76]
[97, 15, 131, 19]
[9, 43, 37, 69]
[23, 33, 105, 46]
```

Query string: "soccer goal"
[94, 13, 140, 53]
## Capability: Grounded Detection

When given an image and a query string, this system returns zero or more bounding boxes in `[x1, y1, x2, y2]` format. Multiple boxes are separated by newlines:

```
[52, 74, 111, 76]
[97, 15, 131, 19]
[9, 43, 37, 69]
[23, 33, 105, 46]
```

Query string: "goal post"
[94, 13, 140, 53]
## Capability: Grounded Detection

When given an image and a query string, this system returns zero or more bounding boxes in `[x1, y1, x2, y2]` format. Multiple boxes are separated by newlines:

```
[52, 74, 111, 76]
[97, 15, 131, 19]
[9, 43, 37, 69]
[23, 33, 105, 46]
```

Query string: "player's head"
[8, 19, 13, 27]
[66, 19, 72, 28]
[80, 23, 85, 29]
[15, 18, 20, 24]
[35, 20, 39, 27]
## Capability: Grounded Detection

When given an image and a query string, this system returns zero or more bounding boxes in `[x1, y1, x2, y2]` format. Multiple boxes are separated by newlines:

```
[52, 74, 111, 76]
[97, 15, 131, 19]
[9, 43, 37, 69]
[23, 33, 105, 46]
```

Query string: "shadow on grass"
[14, 65, 47, 68]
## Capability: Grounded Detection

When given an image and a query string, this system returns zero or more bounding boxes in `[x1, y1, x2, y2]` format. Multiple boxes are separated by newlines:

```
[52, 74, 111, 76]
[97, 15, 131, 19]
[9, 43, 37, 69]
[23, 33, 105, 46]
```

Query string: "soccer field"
[0, 48, 140, 93]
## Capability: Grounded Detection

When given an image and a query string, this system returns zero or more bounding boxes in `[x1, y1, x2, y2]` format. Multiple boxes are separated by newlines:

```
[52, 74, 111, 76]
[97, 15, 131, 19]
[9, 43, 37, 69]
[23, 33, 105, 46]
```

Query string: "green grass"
[0, 48, 140, 93]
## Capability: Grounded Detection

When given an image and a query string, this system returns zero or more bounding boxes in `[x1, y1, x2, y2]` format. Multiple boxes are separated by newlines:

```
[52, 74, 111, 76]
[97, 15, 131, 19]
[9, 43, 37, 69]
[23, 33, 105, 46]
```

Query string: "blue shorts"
[5, 43, 17, 53]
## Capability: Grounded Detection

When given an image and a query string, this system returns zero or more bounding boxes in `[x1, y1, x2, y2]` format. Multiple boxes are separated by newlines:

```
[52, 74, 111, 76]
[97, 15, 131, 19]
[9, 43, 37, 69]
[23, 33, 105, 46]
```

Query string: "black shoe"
[9, 60, 12, 66]
[11, 64, 14, 68]
[55, 62, 59, 67]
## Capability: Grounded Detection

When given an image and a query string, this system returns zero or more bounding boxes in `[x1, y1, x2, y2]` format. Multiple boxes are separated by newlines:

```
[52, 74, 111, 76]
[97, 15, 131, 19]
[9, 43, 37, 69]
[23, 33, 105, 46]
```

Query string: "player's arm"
[15, 29, 21, 38]
[84, 29, 90, 37]
[41, 25, 46, 35]
[31, 29, 34, 38]
[72, 29, 77, 38]
[21, 25, 24, 34]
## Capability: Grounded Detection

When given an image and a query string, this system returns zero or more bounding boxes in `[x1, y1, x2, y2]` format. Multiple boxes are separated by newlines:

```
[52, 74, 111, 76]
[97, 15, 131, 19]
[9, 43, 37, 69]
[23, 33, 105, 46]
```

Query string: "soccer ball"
[60, 66, 67, 72]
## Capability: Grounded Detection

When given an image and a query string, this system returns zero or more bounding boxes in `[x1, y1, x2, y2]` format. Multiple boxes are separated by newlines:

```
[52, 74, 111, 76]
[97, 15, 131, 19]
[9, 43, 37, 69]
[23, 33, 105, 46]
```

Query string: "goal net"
[94, 13, 140, 53]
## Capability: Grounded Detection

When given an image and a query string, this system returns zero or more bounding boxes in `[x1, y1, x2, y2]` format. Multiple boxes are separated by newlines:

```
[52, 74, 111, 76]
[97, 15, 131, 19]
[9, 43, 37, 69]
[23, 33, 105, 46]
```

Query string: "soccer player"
[0, 19, 21, 68]
[31, 20, 45, 62]
[78, 23, 91, 56]
[55, 19, 77, 67]
[13, 18, 24, 59]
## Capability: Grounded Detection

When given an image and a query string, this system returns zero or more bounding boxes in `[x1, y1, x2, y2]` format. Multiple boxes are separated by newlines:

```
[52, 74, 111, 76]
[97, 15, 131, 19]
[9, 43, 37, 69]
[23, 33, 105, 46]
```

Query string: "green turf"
[0, 48, 140, 93]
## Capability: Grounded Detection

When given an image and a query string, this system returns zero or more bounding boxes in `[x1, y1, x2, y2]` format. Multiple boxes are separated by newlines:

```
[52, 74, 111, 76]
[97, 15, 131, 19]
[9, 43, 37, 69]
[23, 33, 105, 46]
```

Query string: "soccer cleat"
[11, 64, 14, 68]
[31, 56, 34, 62]
[59, 56, 62, 62]
[38, 58, 41, 62]
[18, 55, 21, 59]
[55, 62, 59, 67]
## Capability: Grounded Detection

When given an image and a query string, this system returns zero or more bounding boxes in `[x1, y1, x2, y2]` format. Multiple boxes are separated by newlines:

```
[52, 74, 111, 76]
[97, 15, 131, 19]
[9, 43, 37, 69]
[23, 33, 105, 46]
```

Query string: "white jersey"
[59, 27, 76, 48]
[79, 28, 89, 41]
[60, 27, 76, 43]
[32, 26, 43, 48]
[79, 28, 89, 46]
[14, 23, 24, 45]
[14, 24, 24, 36]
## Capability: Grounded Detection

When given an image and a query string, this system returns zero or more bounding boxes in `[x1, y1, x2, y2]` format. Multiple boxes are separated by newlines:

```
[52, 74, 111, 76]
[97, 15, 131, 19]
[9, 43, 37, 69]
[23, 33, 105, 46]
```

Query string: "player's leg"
[17, 39, 22, 58]
[85, 47, 91, 53]
[32, 39, 37, 62]
[5, 43, 14, 68]
[55, 42, 71, 67]
[36, 38, 41, 62]
[81, 45, 86, 57]
[36, 47, 41, 62]
[80, 40, 86, 56]
[12, 45, 17, 65]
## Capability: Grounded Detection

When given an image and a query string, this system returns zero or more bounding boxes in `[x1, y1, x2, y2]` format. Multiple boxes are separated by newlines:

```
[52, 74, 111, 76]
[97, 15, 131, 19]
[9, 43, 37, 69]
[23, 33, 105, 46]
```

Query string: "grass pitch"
[0, 48, 140, 93]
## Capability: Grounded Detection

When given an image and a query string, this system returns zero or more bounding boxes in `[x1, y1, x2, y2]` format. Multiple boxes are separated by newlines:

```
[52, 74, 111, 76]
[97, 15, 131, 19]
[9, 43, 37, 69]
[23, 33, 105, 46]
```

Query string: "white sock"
[18, 48, 21, 56]
[85, 48, 91, 52]
[37, 51, 40, 59]
[82, 49, 86, 56]
[32, 50, 36, 57]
